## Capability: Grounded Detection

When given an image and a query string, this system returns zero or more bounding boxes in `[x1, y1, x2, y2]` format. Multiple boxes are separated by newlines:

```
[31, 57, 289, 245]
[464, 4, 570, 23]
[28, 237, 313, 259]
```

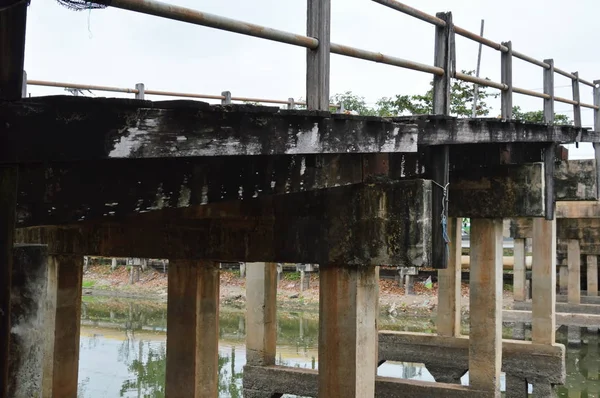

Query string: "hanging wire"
[432, 180, 451, 259]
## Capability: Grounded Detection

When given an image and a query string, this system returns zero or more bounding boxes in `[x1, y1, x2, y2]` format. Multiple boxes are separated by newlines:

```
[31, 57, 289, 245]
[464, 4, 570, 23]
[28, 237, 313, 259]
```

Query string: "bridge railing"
[24, 78, 343, 110]
[45, 0, 599, 132]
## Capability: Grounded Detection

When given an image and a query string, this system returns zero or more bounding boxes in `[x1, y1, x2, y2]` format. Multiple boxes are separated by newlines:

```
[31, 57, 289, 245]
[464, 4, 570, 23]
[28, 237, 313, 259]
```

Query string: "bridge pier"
[318, 264, 379, 397]
[165, 260, 220, 398]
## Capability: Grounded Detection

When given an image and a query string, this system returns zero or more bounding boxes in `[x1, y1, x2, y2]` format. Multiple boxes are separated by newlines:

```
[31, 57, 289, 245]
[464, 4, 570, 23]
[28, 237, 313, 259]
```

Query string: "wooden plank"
[0, 166, 17, 398]
[15, 180, 433, 266]
[501, 41, 513, 119]
[568, 240, 581, 304]
[532, 218, 556, 345]
[437, 217, 462, 336]
[468, 218, 503, 394]
[306, 0, 330, 111]
[449, 163, 545, 218]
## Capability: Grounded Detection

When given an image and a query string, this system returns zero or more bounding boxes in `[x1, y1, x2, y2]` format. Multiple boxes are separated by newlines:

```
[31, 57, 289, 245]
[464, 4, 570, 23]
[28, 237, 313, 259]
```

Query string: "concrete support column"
[44, 255, 83, 398]
[532, 217, 557, 345]
[468, 218, 503, 396]
[165, 260, 220, 398]
[245, 263, 277, 366]
[588, 255, 598, 296]
[559, 265, 569, 295]
[505, 375, 528, 398]
[404, 274, 414, 295]
[567, 325, 582, 346]
[568, 239, 581, 304]
[8, 245, 48, 398]
[513, 238, 527, 302]
[318, 264, 379, 397]
[239, 262, 246, 278]
[437, 217, 462, 337]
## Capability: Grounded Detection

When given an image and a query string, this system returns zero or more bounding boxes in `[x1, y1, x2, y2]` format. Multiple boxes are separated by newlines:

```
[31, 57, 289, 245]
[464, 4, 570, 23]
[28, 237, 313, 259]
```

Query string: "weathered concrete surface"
[568, 239, 581, 304]
[377, 331, 565, 384]
[379, 331, 566, 384]
[503, 309, 600, 327]
[532, 217, 557, 345]
[589, 255, 598, 296]
[554, 159, 598, 201]
[0, 96, 419, 162]
[514, 301, 600, 315]
[513, 238, 527, 302]
[437, 217, 462, 336]
[42, 256, 58, 397]
[243, 365, 489, 398]
[556, 201, 600, 218]
[318, 265, 378, 397]
[8, 245, 48, 398]
[165, 260, 219, 398]
[469, 218, 503, 395]
[50, 255, 83, 398]
[448, 163, 545, 218]
[16, 180, 432, 266]
[245, 263, 277, 367]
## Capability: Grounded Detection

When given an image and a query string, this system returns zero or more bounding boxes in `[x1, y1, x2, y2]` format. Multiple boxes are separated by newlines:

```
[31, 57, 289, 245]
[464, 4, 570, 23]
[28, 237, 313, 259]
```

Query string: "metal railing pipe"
[144, 89, 224, 100]
[330, 43, 444, 76]
[581, 102, 600, 110]
[512, 86, 551, 100]
[454, 72, 507, 91]
[453, 26, 507, 52]
[371, 0, 445, 27]
[95, 0, 319, 49]
[554, 95, 578, 106]
[511, 50, 549, 69]
[580, 78, 596, 88]
[27, 79, 139, 94]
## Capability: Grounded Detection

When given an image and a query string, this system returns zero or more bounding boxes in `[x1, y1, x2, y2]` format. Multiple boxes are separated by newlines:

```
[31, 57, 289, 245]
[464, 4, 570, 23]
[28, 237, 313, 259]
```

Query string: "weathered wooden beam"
[448, 163, 545, 218]
[1, 97, 597, 164]
[15, 180, 433, 266]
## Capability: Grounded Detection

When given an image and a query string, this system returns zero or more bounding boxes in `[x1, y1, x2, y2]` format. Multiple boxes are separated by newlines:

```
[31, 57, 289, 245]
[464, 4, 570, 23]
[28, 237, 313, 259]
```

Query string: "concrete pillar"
[276, 263, 283, 285]
[513, 238, 527, 302]
[437, 217, 462, 337]
[532, 381, 557, 398]
[300, 270, 306, 293]
[239, 262, 246, 278]
[318, 264, 378, 397]
[42, 257, 58, 397]
[588, 255, 598, 296]
[404, 274, 414, 295]
[8, 245, 48, 398]
[532, 217, 557, 345]
[111, 257, 117, 270]
[165, 260, 220, 398]
[568, 239, 581, 304]
[45, 255, 83, 398]
[567, 325, 582, 346]
[468, 218, 503, 396]
[559, 265, 569, 295]
[505, 375, 528, 398]
[245, 263, 277, 366]
[512, 321, 526, 340]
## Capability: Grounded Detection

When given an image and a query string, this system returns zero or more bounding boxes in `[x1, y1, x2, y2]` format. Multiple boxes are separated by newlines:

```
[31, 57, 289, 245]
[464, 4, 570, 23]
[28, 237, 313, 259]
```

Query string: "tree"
[330, 91, 377, 116]
[511, 105, 572, 125]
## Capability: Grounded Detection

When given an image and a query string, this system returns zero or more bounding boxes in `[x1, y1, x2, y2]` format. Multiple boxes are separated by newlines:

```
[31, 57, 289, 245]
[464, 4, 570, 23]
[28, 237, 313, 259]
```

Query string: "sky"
[23, 0, 599, 158]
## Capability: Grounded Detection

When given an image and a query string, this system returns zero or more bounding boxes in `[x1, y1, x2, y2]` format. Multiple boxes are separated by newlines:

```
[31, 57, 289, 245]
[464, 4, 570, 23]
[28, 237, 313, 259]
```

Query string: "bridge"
[2, 0, 600, 397]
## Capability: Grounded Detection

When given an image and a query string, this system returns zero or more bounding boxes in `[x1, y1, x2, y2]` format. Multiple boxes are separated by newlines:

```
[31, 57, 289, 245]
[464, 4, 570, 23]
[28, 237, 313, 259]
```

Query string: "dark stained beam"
[16, 180, 433, 266]
[555, 159, 598, 201]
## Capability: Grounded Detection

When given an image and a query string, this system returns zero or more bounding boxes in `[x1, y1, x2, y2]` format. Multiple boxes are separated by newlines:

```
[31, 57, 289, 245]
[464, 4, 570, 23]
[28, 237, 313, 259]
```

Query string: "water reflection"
[78, 298, 599, 397]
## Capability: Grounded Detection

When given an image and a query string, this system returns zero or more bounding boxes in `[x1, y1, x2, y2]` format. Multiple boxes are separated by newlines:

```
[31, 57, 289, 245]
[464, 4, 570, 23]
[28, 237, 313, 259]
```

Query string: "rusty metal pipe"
[455, 72, 507, 91]
[512, 50, 549, 69]
[371, 0, 445, 27]
[454, 26, 507, 52]
[145, 89, 224, 100]
[99, 0, 319, 49]
[330, 42, 444, 76]
[27, 79, 139, 94]
[581, 102, 600, 110]
[512, 86, 551, 99]
[554, 96, 578, 106]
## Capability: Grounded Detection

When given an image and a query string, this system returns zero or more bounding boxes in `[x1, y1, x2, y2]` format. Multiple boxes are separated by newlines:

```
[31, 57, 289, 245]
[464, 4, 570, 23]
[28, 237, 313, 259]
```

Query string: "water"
[77, 297, 599, 397]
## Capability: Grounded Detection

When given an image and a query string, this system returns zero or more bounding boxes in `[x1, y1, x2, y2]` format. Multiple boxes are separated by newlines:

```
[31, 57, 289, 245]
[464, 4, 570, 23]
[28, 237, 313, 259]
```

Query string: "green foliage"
[82, 280, 96, 288]
[511, 105, 572, 125]
[331, 91, 378, 116]
[285, 271, 301, 281]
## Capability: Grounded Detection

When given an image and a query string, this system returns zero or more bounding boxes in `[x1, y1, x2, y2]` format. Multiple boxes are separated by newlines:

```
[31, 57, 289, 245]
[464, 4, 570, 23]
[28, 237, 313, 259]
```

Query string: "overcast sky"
[24, 0, 598, 158]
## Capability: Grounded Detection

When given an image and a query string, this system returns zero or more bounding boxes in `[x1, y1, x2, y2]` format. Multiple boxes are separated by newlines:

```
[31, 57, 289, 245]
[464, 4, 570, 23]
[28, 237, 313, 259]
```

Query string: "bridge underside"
[3, 96, 597, 397]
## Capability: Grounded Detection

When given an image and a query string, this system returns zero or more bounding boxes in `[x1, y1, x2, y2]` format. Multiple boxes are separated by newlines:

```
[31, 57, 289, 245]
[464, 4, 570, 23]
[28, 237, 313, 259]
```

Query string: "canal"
[77, 297, 599, 397]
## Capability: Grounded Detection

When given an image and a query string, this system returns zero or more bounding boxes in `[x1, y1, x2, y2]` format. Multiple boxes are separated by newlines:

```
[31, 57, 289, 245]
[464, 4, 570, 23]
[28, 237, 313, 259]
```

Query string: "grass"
[284, 272, 301, 281]
[82, 280, 96, 288]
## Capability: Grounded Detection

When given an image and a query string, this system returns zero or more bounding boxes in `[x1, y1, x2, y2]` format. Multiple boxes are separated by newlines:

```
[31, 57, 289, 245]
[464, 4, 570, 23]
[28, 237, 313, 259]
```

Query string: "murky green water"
[77, 297, 599, 397]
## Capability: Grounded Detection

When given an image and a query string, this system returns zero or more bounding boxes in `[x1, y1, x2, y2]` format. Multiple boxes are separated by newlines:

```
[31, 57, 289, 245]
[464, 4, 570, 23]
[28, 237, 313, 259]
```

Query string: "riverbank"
[82, 264, 514, 316]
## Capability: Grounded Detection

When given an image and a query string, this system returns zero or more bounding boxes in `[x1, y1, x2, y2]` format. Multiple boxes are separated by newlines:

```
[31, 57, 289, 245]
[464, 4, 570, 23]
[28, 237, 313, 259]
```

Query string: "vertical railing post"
[500, 41, 513, 119]
[221, 91, 232, 105]
[135, 83, 145, 100]
[543, 59, 555, 124]
[306, 0, 331, 111]
[22, 70, 27, 98]
[593, 80, 600, 199]
[571, 72, 582, 127]
[430, 11, 454, 269]
[287, 97, 295, 110]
